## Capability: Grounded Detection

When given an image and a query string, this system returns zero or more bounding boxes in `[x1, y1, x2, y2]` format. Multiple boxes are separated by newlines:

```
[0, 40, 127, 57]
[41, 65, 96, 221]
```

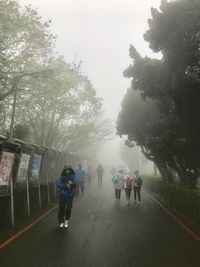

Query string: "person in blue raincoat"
[56, 165, 76, 228]
[75, 163, 86, 196]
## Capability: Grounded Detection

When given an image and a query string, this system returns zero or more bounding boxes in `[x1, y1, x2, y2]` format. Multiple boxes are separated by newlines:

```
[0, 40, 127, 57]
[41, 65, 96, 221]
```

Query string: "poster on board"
[31, 154, 42, 180]
[0, 152, 15, 186]
[16, 154, 30, 182]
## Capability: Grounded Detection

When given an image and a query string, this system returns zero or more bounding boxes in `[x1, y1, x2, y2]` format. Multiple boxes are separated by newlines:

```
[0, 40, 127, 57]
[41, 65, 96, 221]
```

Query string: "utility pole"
[9, 82, 18, 140]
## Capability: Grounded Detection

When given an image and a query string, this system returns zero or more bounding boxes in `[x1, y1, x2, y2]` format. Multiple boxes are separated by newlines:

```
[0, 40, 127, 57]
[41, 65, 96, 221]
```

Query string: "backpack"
[125, 176, 133, 187]
[136, 175, 143, 186]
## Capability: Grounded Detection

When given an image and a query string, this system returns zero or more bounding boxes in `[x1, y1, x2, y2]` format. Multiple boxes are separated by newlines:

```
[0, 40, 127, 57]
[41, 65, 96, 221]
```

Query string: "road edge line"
[0, 205, 58, 249]
[145, 191, 200, 244]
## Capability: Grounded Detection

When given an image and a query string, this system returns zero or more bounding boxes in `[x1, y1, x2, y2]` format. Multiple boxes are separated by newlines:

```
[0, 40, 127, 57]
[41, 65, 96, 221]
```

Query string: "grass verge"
[143, 175, 200, 236]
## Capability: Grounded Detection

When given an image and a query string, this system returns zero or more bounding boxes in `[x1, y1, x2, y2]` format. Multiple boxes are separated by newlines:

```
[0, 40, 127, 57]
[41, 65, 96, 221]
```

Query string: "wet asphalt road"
[0, 179, 199, 267]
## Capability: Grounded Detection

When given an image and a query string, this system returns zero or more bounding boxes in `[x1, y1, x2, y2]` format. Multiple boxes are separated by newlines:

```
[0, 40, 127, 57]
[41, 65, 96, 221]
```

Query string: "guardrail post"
[26, 175, 30, 217]
[10, 174, 15, 227]
[38, 178, 42, 209]
[46, 174, 50, 206]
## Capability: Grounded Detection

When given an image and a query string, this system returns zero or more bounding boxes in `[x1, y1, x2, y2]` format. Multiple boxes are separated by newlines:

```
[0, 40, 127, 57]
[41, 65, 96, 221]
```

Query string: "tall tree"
[117, 0, 200, 188]
[13, 57, 112, 152]
[0, 0, 112, 157]
[0, 0, 55, 101]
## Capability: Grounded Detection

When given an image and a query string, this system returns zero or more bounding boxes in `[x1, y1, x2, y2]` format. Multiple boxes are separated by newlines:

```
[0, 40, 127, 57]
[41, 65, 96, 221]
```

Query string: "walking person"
[75, 163, 86, 196]
[112, 169, 124, 203]
[56, 165, 76, 228]
[124, 172, 134, 206]
[133, 169, 143, 204]
[96, 164, 104, 188]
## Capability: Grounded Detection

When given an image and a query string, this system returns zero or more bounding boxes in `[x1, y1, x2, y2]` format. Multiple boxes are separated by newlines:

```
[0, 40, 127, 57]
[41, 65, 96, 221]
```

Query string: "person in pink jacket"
[124, 172, 134, 206]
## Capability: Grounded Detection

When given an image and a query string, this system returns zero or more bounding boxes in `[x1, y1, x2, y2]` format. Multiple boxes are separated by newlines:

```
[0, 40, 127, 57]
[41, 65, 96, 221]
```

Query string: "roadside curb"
[145, 190, 200, 244]
[0, 205, 58, 250]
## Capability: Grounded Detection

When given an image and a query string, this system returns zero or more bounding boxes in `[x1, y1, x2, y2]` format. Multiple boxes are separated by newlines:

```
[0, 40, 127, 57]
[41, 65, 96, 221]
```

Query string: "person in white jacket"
[112, 169, 124, 203]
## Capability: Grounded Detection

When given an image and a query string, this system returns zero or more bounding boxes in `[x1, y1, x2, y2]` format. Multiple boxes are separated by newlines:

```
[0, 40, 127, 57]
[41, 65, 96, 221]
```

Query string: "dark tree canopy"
[117, 0, 200, 188]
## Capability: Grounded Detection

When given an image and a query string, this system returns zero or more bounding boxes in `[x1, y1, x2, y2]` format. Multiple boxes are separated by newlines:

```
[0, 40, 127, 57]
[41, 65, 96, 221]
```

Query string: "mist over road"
[0, 176, 199, 267]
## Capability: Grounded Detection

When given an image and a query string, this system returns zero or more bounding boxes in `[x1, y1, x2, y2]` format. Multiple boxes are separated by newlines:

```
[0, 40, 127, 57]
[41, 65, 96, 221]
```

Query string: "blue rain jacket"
[56, 174, 76, 198]
[75, 166, 86, 182]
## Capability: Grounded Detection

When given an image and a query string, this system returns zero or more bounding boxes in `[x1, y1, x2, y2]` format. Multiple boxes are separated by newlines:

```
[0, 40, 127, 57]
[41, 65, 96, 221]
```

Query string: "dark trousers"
[76, 181, 84, 195]
[125, 188, 132, 200]
[98, 175, 103, 188]
[58, 196, 73, 224]
[115, 189, 121, 200]
[133, 186, 141, 201]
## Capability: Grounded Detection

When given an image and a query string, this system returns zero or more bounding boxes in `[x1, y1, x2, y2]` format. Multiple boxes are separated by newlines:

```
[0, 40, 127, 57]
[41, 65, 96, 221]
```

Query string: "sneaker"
[59, 223, 64, 228]
[138, 201, 141, 205]
[64, 220, 68, 228]
[126, 201, 130, 206]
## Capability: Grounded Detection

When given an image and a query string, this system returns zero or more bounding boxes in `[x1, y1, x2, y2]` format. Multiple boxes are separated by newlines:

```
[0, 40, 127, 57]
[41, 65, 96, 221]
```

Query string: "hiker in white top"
[112, 169, 124, 203]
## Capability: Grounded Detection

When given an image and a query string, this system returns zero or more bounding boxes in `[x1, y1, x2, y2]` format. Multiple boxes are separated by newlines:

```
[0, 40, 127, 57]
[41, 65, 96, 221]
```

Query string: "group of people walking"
[112, 168, 143, 206]
[56, 163, 142, 228]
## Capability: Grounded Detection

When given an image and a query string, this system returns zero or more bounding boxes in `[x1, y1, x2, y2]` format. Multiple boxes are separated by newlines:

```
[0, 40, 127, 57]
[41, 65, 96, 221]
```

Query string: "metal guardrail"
[0, 137, 81, 228]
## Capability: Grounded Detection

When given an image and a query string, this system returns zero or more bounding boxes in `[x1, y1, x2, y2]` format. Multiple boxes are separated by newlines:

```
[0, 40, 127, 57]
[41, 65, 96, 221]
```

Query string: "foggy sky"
[19, 0, 161, 120]
[18, 0, 161, 166]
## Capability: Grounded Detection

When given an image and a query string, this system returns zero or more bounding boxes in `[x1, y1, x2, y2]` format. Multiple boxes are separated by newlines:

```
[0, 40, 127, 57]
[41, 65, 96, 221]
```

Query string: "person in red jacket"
[124, 172, 134, 206]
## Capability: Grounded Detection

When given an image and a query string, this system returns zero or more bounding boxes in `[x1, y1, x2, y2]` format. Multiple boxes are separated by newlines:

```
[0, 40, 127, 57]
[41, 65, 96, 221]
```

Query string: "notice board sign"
[0, 152, 14, 186]
[31, 154, 42, 181]
[16, 154, 30, 182]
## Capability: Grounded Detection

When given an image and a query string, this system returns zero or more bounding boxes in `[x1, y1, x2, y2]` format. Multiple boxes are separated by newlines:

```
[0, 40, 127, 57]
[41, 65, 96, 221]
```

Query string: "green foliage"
[13, 56, 111, 151]
[0, 0, 112, 155]
[144, 0, 200, 74]
[117, 89, 165, 147]
[0, 0, 55, 101]
[117, 0, 200, 188]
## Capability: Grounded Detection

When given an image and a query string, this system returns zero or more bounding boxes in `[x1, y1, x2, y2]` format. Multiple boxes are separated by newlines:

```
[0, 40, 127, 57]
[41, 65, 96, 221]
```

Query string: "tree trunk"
[173, 155, 197, 189]
[154, 163, 158, 176]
